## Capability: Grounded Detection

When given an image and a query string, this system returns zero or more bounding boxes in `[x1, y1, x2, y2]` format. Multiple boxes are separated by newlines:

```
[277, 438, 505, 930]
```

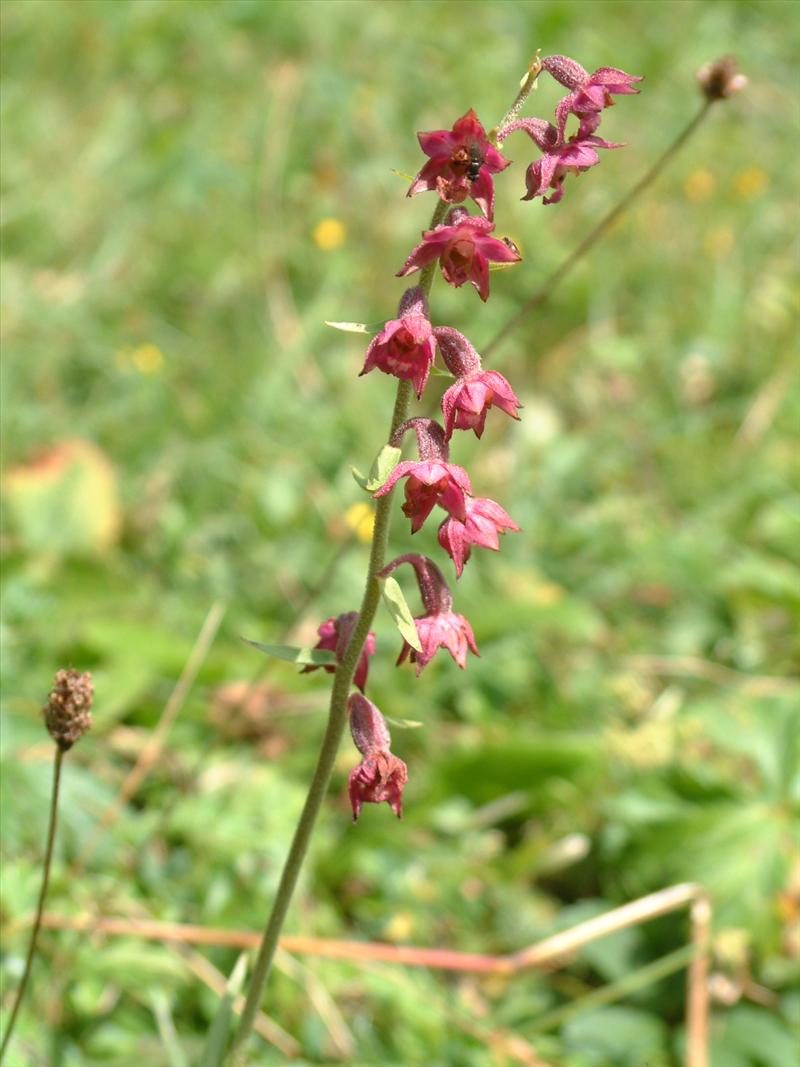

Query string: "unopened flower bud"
[43, 669, 93, 750]
[696, 56, 747, 101]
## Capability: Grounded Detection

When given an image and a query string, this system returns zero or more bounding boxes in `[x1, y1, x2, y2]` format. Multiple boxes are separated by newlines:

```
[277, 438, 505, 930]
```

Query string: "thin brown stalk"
[0, 749, 64, 1062]
[482, 100, 714, 359]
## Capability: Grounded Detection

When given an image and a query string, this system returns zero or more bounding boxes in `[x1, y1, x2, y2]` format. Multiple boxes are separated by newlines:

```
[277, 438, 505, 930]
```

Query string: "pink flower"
[348, 693, 408, 821]
[373, 417, 472, 532]
[438, 497, 520, 577]
[541, 55, 642, 139]
[401, 609, 479, 673]
[518, 123, 622, 206]
[407, 108, 510, 219]
[301, 611, 375, 693]
[375, 458, 472, 532]
[379, 554, 479, 673]
[359, 287, 436, 399]
[433, 325, 522, 439]
[397, 208, 521, 302]
[441, 370, 521, 438]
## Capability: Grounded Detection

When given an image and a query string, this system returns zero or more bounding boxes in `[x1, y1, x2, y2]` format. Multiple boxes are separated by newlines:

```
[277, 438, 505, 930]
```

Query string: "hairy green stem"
[227, 200, 446, 1066]
[0, 747, 64, 1062]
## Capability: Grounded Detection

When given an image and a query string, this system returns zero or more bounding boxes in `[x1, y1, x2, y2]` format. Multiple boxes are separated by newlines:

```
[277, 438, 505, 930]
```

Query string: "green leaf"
[367, 444, 402, 491]
[351, 465, 369, 490]
[385, 716, 424, 729]
[351, 445, 401, 493]
[243, 640, 337, 666]
[324, 320, 370, 334]
[379, 575, 422, 652]
[199, 953, 248, 1067]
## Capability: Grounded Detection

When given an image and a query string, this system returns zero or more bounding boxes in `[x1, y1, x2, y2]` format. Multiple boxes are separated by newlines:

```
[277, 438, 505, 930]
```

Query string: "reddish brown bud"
[43, 669, 93, 750]
[696, 56, 747, 101]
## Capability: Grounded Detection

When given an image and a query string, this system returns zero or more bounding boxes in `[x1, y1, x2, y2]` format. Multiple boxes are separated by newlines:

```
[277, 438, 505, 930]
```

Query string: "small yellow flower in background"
[734, 166, 768, 199]
[683, 168, 716, 202]
[384, 911, 415, 943]
[131, 343, 164, 375]
[312, 217, 346, 251]
[344, 502, 374, 543]
[704, 227, 735, 260]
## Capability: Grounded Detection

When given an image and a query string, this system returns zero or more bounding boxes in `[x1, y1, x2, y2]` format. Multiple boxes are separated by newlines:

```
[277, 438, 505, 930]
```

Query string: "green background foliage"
[1, 1, 798, 1064]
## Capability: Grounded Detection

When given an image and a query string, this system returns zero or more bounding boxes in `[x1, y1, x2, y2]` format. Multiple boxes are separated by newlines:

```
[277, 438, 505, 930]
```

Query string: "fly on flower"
[467, 143, 484, 183]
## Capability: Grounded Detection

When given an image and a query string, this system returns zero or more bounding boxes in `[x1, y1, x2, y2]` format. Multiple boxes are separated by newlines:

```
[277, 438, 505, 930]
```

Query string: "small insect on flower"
[467, 143, 484, 183]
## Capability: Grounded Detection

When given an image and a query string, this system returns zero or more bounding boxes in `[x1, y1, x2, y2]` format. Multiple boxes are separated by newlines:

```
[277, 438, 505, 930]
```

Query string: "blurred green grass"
[1, 1, 798, 1064]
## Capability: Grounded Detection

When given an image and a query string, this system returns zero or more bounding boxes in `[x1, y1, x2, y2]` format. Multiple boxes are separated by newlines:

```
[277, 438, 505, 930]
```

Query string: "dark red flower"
[438, 497, 520, 577]
[359, 287, 437, 399]
[373, 417, 472, 532]
[348, 693, 408, 821]
[301, 611, 375, 693]
[407, 108, 510, 219]
[441, 370, 521, 438]
[398, 208, 521, 302]
[522, 130, 621, 205]
[433, 325, 522, 439]
[500, 117, 621, 206]
[379, 554, 479, 674]
[375, 458, 472, 532]
[399, 609, 479, 673]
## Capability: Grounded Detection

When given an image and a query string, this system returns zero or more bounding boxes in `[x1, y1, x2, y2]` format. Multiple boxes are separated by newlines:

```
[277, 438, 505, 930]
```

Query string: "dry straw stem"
[172, 944, 301, 1058]
[41, 882, 711, 1066]
[626, 653, 799, 698]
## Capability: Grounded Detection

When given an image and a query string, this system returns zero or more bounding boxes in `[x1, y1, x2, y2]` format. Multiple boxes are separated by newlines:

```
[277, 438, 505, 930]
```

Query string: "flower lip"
[397, 609, 479, 674]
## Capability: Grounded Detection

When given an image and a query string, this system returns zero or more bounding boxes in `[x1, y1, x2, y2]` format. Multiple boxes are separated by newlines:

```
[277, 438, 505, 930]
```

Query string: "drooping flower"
[433, 325, 522, 438]
[407, 108, 511, 219]
[442, 370, 521, 438]
[541, 55, 642, 139]
[438, 497, 520, 577]
[499, 117, 622, 206]
[379, 554, 479, 673]
[397, 208, 521, 302]
[373, 418, 471, 532]
[301, 611, 375, 692]
[347, 693, 408, 821]
[359, 287, 437, 399]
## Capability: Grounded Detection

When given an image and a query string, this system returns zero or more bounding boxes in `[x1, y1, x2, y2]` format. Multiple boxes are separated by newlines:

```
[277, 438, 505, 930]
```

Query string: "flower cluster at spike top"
[308, 54, 640, 821]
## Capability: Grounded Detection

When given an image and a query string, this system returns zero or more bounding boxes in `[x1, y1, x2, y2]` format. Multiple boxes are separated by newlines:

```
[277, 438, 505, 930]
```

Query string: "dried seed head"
[696, 56, 748, 101]
[43, 669, 93, 750]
